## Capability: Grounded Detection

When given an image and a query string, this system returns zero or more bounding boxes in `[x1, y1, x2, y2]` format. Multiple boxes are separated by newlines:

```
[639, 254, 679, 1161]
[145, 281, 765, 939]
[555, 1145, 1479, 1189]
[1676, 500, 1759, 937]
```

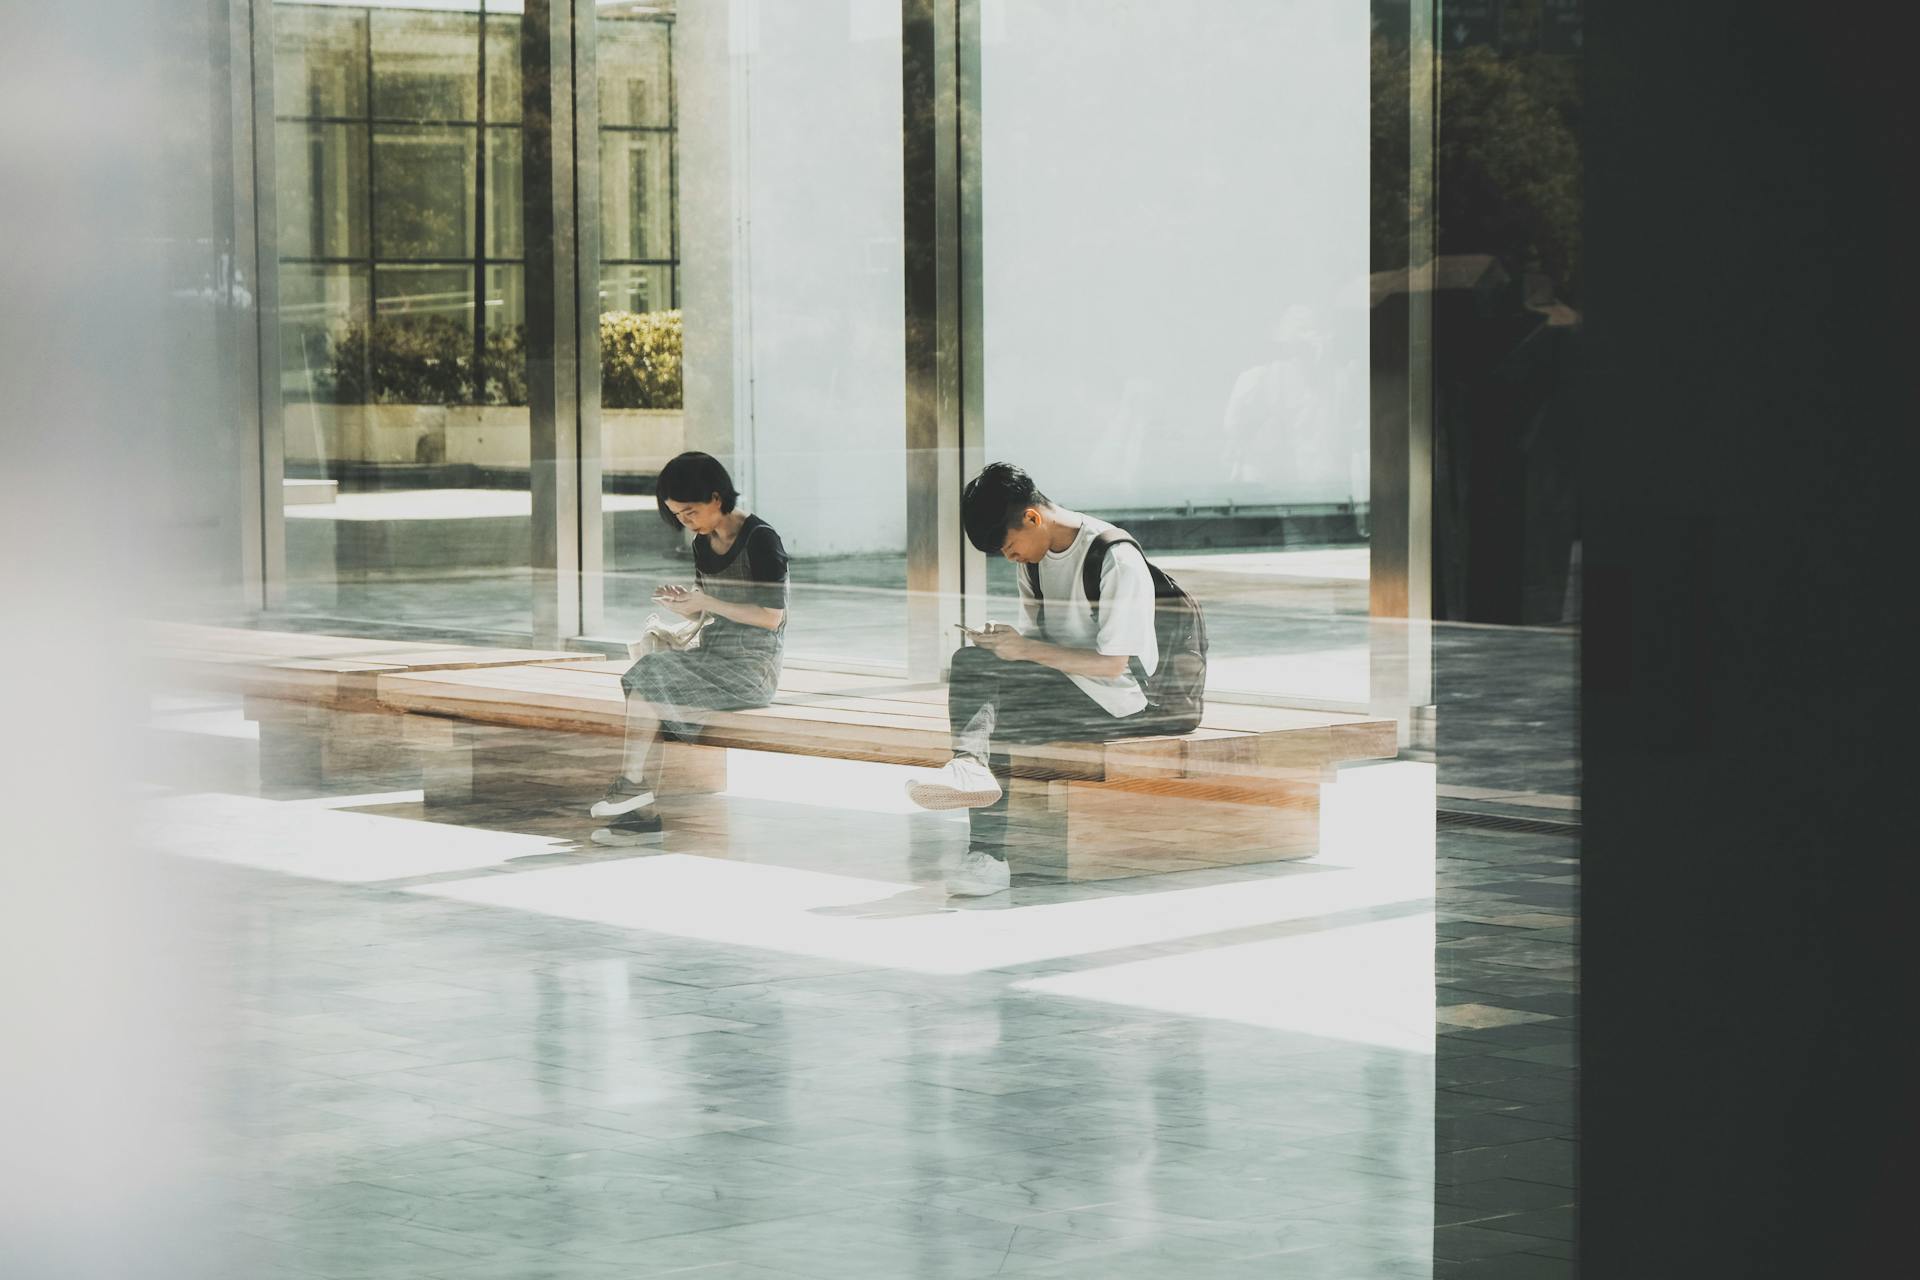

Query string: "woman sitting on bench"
[590, 452, 788, 844]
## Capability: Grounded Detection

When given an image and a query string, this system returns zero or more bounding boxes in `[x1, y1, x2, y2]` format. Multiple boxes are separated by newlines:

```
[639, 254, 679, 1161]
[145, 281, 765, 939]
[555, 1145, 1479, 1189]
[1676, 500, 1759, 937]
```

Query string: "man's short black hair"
[655, 451, 740, 528]
[962, 462, 1050, 553]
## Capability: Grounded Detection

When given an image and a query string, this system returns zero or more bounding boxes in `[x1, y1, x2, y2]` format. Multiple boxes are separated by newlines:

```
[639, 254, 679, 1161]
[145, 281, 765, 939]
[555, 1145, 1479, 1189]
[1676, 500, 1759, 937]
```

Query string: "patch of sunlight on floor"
[1015, 912, 1438, 1053]
[148, 702, 260, 740]
[149, 792, 569, 882]
[1203, 652, 1370, 706]
[411, 851, 1431, 977]
[1319, 760, 1437, 871]
[285, 789, 429, 810]
[719, 750, 941, 817]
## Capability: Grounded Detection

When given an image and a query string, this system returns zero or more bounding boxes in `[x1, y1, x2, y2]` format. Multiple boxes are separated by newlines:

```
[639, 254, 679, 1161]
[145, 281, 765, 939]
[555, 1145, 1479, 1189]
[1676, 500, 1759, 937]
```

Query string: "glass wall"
[974, 0, 1374, 707]
[230, 7, 1481, 1269]
[273, 0, 533, 639]
[596, 0, 911, 672]
[256, 0, 1426, 701]
[593, 5, 684, 635]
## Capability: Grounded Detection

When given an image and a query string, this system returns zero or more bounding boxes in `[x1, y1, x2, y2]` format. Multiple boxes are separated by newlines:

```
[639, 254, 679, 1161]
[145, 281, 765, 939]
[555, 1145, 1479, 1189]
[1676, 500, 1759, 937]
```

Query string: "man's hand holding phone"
[955, 620, 1023, 659]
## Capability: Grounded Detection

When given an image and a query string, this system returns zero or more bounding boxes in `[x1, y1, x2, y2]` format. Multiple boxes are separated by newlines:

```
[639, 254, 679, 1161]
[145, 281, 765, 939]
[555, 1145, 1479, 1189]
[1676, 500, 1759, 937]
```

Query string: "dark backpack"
[1025, 529, 1209, 733]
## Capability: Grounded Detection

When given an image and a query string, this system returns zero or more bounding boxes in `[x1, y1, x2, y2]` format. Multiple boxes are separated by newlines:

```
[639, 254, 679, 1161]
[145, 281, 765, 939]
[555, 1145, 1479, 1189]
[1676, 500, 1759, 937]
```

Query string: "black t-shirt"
[694, 514, 790, 616]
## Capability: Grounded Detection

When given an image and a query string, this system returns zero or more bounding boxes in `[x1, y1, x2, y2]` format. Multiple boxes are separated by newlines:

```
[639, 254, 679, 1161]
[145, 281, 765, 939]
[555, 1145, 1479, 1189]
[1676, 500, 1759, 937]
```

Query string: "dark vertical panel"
[1582, 0, 1919, 1272]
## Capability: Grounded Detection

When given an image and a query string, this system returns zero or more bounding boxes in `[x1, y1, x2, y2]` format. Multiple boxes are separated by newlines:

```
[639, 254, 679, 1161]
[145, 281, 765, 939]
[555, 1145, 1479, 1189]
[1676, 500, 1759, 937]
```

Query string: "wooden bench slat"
[370, 664, 1391, 779]
[161, 621, 1397, 784]
[145, 623, 448, 659]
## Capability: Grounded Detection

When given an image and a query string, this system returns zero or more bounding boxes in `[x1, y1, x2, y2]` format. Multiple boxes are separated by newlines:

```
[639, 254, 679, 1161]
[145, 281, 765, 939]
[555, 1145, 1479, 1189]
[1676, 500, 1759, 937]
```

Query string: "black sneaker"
[589, 775, 656, 818]
[590, 810, 666, 847]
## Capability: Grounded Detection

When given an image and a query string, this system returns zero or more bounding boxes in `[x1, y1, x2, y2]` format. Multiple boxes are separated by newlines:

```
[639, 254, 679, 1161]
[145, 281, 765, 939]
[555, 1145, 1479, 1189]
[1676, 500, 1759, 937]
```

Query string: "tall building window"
[274, 3, 507, 407]
[275, 3, 680, 411]
[598, 12, 677, 317]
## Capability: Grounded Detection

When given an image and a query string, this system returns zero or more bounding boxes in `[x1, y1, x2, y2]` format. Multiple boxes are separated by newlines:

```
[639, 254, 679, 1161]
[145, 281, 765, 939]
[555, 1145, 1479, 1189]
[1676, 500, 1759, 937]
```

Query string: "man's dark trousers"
[946, 645, 1161, 862]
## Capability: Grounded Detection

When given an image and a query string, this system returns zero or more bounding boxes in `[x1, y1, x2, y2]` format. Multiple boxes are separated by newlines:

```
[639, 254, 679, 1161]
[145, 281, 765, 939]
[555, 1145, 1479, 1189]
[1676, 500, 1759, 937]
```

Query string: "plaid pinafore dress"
[620, 515, 789, 740]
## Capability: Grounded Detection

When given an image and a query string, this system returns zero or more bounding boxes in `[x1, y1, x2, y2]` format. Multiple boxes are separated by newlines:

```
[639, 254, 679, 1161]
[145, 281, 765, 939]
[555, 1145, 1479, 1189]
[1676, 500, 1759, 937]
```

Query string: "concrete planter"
[285, 403, 682, 475]
[443, 406, 531, 468]
[602, 408, 684, 475]
[284, 402, 448, 466]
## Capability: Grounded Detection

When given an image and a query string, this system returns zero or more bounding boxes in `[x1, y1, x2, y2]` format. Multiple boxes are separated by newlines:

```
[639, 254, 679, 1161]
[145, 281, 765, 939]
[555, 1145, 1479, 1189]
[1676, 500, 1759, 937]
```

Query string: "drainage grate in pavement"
[1437, 808, 1581, 837]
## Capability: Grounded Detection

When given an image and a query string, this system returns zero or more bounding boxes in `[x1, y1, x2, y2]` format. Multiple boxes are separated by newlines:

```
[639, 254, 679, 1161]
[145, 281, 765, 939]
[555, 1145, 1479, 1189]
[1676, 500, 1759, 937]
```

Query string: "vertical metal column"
[956, 0, 986, 627]
[573, 0, 605, 636]
[1370, 0, 1437, 744]
[241, 0, 285, 608]
[472, 13, 489, 405]
[524, 0, 585, 643]
[902, 0, 966, 681]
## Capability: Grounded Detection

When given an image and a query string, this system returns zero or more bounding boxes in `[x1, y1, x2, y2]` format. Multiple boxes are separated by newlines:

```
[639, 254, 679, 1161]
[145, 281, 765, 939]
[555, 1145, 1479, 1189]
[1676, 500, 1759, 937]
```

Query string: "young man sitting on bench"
[906, 463, 1166, 897]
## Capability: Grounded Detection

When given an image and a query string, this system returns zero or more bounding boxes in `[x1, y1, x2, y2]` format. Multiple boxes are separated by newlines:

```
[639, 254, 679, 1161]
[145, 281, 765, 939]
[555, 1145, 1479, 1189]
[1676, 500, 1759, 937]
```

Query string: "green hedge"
[323, 309, 681, 410]
[599, 310, 683, 410]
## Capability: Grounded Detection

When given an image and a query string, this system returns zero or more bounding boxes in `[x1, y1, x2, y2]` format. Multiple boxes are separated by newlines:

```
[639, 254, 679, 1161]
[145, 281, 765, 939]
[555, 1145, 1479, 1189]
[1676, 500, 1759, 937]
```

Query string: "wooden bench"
[153, 624, 1398, 879]
[146, 624, 579, 786]
[374, 659, 1397, 880]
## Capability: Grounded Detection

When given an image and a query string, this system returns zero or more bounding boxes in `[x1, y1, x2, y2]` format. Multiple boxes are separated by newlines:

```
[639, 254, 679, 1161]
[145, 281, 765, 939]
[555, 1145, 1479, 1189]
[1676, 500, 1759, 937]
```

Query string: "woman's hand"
[654, 585, 708, 618]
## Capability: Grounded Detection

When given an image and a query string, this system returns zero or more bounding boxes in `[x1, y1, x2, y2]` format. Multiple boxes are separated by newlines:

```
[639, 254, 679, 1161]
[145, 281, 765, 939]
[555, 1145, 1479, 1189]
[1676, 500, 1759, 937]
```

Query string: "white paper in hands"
[627, 610, 714, 659]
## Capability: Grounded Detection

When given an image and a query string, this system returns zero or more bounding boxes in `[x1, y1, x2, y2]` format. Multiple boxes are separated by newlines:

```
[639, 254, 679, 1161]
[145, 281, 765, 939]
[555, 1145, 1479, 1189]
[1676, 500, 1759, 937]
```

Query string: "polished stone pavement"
[149, 684, 1575, 1279]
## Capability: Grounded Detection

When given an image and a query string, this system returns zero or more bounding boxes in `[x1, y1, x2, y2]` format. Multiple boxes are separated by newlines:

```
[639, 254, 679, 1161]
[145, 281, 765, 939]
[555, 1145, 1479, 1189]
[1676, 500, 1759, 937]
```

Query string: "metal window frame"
[1369, 0, 1438, 738]
[522, 0, 600, 643]
[249, 0, 573, 637]
[901, 0, 975, 681]
[241, 0, 1433, 713]
[238, 0, 284, 608]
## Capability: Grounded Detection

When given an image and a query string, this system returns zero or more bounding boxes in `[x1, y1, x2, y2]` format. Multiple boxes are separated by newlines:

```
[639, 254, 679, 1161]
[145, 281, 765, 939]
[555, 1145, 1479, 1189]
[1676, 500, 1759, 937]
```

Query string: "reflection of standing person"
[1222, 304, 1354, 501]
[589, 452, 789, 845]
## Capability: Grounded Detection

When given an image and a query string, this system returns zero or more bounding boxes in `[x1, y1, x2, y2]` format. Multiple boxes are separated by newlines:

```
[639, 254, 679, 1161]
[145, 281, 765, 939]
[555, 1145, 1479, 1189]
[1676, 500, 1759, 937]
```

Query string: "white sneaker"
[944, 850, 1011, 897]
[905, 757, 1002, 811]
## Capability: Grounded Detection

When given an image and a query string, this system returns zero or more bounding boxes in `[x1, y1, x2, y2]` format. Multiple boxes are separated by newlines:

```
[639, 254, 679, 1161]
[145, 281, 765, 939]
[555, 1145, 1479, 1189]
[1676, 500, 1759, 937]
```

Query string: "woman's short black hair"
[962, 462, 1050, 553]
[655, 451, 740, 528]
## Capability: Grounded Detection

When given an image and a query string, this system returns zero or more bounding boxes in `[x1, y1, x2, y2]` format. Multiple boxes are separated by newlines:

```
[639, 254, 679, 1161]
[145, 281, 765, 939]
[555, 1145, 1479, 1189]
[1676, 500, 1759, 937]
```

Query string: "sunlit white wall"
[679, 0, 909, 558]
[981, 0, 1371, 514]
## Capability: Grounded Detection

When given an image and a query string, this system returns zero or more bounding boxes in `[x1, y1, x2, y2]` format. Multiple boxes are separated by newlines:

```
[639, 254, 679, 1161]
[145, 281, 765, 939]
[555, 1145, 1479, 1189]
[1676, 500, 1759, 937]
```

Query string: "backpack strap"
[1083, 530, 1154, 694]
[1026, 528, 1140, 616]
[1026, 530, 1153, 692]
[1080, 528, 1142, 609]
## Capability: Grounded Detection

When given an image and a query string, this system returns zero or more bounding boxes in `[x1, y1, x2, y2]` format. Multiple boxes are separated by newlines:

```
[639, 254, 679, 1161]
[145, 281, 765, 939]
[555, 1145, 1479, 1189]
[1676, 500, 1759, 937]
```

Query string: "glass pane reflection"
[370, 8, 480, 122]
[275, 122, 367, 260]
[274, 5, 366, 119]
[598, 18, 671, 128]
[600, 131, 674, 262]
[372, 126, 476, 260]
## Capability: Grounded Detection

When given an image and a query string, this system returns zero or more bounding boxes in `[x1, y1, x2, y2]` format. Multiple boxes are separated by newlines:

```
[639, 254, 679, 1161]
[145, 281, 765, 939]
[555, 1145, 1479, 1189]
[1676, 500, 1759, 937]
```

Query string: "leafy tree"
[1372, 33, 1584, 302]
[1438, 45, 1583, 301]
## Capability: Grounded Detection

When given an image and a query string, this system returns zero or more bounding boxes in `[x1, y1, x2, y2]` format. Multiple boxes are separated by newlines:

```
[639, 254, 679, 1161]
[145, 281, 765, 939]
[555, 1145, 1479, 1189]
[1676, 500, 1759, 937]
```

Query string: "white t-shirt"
[1016, 514, 1159, 717]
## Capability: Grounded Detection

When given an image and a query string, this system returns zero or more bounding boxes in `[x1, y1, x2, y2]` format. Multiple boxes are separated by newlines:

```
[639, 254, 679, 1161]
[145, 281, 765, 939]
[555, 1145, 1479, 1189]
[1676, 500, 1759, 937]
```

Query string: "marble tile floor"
[147, 699, 1575, 1278]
